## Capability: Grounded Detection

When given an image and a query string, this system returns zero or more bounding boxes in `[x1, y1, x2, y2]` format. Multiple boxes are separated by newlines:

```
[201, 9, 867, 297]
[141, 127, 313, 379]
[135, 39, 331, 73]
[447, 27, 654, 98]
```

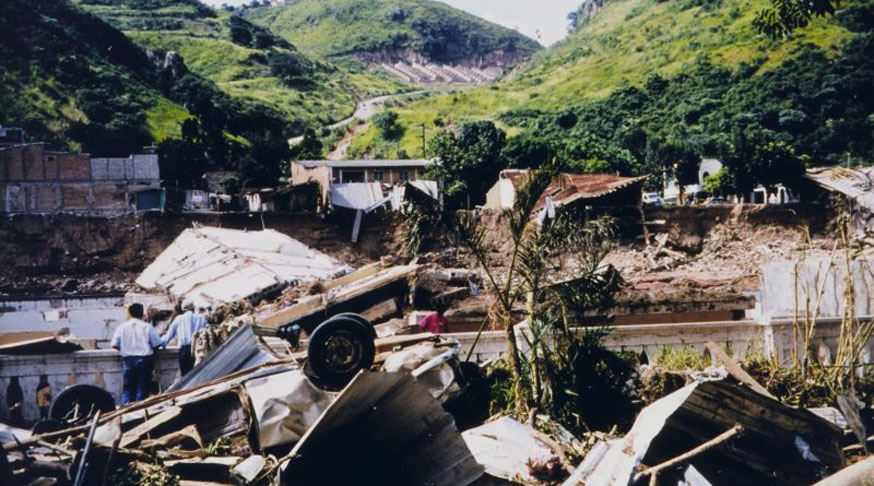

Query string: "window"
[341, 170, 365, 183]
[398, 170, 409, 182]
[373, 171, 384, 182]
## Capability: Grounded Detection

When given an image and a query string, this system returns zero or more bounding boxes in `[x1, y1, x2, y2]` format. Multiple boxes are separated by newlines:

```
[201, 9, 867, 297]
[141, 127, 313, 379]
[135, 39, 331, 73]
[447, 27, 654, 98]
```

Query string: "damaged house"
[134, 226, 351, 309]
[0, 143, 161, 214]
[484, 169, 649, 211]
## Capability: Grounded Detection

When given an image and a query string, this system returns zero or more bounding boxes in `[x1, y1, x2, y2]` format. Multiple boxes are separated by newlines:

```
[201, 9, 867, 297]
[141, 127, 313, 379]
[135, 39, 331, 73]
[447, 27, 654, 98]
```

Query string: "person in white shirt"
[111, 303, 162, 404]
[160, 300, 208, 375]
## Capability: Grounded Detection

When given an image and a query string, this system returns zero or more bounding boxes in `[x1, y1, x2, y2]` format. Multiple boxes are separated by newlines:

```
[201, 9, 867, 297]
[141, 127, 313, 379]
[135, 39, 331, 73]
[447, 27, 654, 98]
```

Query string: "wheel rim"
[321, 330, 363, 374]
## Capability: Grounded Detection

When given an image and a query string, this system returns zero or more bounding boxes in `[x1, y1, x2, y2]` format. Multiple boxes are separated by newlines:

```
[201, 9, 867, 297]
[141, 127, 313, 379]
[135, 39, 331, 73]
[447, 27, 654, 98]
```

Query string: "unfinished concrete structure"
[0, 143, 161, 215]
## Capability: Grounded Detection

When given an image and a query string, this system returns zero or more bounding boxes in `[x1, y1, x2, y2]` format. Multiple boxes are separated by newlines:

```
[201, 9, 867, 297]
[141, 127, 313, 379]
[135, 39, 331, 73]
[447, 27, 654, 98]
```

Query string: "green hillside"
[243, 0, 541, 62]
[1, 0, 306, 187]
[347, 0, 872, 169]
[0, 0, 191, 155]
[74, 0, 411, 127]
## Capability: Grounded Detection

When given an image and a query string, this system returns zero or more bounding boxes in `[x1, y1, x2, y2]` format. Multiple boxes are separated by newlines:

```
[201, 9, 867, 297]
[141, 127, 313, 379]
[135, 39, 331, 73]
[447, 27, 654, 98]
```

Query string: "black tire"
[324, 313, 375, 337]
[307, 316, 375, 389]
[49, 384, 115, 423]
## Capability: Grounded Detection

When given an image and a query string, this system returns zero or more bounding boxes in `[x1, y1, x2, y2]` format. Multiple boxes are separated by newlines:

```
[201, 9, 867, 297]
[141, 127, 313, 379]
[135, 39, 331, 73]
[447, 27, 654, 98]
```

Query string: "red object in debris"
[419, 313, 449, 334]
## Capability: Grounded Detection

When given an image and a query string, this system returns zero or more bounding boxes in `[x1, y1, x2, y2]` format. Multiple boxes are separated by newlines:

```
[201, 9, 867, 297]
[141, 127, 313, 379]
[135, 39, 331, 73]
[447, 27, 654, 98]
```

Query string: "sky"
[201, 0, 580, 46]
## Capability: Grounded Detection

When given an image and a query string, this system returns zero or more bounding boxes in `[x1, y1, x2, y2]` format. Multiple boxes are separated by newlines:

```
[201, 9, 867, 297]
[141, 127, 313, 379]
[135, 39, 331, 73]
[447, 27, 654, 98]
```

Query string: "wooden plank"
[706, 341, 775, 399]
[119, 406, 182, 449]
[325, 262, 383, 290]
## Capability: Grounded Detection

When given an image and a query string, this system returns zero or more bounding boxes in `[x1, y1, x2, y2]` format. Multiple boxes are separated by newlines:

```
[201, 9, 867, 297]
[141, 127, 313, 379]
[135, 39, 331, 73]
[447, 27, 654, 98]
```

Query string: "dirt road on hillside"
[288, 91, 427, 146]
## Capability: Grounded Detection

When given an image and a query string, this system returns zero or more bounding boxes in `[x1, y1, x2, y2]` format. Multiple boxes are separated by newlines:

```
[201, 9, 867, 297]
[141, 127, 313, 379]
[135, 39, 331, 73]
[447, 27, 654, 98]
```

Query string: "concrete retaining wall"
[2, 316, 872, 422]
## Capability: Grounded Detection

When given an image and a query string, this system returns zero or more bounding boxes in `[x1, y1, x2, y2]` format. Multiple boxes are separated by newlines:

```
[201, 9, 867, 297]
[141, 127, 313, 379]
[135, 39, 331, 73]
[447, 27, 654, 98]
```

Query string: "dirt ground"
[605, 204, 839, 301]
[0, 203, 845, 306]
[0, 211, 404, 297]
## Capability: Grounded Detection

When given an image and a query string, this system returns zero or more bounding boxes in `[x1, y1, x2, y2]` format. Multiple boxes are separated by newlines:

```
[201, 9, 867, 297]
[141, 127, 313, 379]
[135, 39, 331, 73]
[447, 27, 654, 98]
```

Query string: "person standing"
[36, 375, 52, 419]
[5, 377, 24, 427]
[111, 303, 161, 404]
[160, 300, 207, 376]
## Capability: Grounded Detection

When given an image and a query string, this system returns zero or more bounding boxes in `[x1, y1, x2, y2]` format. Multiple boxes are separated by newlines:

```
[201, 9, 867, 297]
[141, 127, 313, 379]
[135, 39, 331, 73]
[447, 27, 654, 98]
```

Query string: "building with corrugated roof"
[484, 169, 649, 211]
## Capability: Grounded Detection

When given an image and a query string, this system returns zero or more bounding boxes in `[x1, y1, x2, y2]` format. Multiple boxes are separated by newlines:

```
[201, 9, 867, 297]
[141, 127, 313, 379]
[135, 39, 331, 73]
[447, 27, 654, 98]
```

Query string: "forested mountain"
[242, 0, 540, 65]
[349, 0, 873, 194]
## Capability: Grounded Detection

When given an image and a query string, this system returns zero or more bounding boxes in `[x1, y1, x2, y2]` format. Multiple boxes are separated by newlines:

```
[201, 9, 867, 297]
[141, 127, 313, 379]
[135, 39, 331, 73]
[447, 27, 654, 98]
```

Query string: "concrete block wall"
[0, 350, 180, 422]
[3, 316, 872, 422]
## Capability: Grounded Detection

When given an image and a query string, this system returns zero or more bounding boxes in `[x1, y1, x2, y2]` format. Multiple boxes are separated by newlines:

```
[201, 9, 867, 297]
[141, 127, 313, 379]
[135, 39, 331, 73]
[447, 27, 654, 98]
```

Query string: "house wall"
[484, 178, 515, 209]
[0, 145, 159, 214]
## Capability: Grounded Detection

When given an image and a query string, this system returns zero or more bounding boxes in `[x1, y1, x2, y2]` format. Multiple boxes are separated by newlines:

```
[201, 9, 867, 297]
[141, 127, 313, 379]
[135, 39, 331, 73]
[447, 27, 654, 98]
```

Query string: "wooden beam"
[706, 341, 775, 399]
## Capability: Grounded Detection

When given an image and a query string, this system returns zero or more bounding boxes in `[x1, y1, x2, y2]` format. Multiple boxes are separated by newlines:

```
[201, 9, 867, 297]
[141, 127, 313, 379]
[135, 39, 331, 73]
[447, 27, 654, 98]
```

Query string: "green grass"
[350, 0, 855, 156]
[79, 1, 413, 128]
[145, 98, 191, 141]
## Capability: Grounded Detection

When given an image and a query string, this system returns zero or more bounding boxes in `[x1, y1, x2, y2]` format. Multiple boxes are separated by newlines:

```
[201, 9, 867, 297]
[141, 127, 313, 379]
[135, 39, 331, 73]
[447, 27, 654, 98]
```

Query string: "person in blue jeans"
[111, 303, 162, 404]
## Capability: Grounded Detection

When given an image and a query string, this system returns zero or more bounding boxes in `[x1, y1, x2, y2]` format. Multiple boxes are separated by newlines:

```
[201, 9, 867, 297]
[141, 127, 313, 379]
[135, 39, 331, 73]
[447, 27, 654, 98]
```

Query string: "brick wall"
[34, 185, 58, 212]
[61, 184, 90, 209]
[57, 153, 91, 181]
[92, 183, 127, 209]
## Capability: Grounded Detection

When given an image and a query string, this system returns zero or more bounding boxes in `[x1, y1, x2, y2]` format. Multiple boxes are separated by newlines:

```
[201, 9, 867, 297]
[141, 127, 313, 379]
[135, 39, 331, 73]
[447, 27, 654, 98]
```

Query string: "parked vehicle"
[686, 190, 710, 206]
[642, 192, 664, 206]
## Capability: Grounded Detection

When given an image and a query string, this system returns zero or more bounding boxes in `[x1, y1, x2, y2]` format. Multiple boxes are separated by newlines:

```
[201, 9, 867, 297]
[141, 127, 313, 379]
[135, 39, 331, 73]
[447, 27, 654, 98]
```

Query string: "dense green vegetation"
[0, 0, 295, 187]
[0, 0, 180, 155]
[242, 0, 540, 62]
[350, 0, 872, 195]
[74, 0, 411, 127]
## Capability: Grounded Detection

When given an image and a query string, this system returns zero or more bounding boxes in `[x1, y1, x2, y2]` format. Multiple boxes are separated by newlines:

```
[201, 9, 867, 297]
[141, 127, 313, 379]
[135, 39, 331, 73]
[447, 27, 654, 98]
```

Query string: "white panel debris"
[135, 226, 350, 306]
[330, 182, 385, 210]
[462, 416, 559, 485]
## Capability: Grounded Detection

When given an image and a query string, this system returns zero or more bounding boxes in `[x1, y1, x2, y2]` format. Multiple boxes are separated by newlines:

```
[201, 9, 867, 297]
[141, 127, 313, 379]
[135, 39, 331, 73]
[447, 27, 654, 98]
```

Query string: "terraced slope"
[75, 0, 410, 126]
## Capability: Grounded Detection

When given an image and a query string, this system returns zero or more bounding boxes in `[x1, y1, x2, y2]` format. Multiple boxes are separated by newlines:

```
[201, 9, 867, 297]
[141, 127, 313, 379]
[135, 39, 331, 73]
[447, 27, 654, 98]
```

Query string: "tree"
[229, 16, 253, 47]
[291, 128, 323, 160]
[372, 111, 401, 140]
[755, 0, 839, 38]
[157, 138, 208, 188]
[453, 161, 624, 424]
[501, 135, 553, 169]
[428, 121, 507, 208]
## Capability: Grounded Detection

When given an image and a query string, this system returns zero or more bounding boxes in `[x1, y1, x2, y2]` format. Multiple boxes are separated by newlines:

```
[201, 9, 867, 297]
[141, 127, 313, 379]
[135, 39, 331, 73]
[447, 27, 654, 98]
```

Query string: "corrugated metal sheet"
[167, 325, 276, 392]
[500, 169, 649, 211]
[330, 182, 385, 210]
[281, 370, 483, 486]
[136, 226, 350, 306]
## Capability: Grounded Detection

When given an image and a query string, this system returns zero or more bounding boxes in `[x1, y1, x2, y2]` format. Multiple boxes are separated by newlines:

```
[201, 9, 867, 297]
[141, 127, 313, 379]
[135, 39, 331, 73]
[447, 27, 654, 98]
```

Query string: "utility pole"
[417, 123, 427, 158]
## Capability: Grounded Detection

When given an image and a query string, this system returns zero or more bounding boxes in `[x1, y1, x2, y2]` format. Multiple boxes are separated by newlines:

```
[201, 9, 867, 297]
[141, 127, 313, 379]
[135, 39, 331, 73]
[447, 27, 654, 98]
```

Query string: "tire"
[49, 384, 115, 423]
[324, 313, 375, 337]
[307, 315, 375, 389]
